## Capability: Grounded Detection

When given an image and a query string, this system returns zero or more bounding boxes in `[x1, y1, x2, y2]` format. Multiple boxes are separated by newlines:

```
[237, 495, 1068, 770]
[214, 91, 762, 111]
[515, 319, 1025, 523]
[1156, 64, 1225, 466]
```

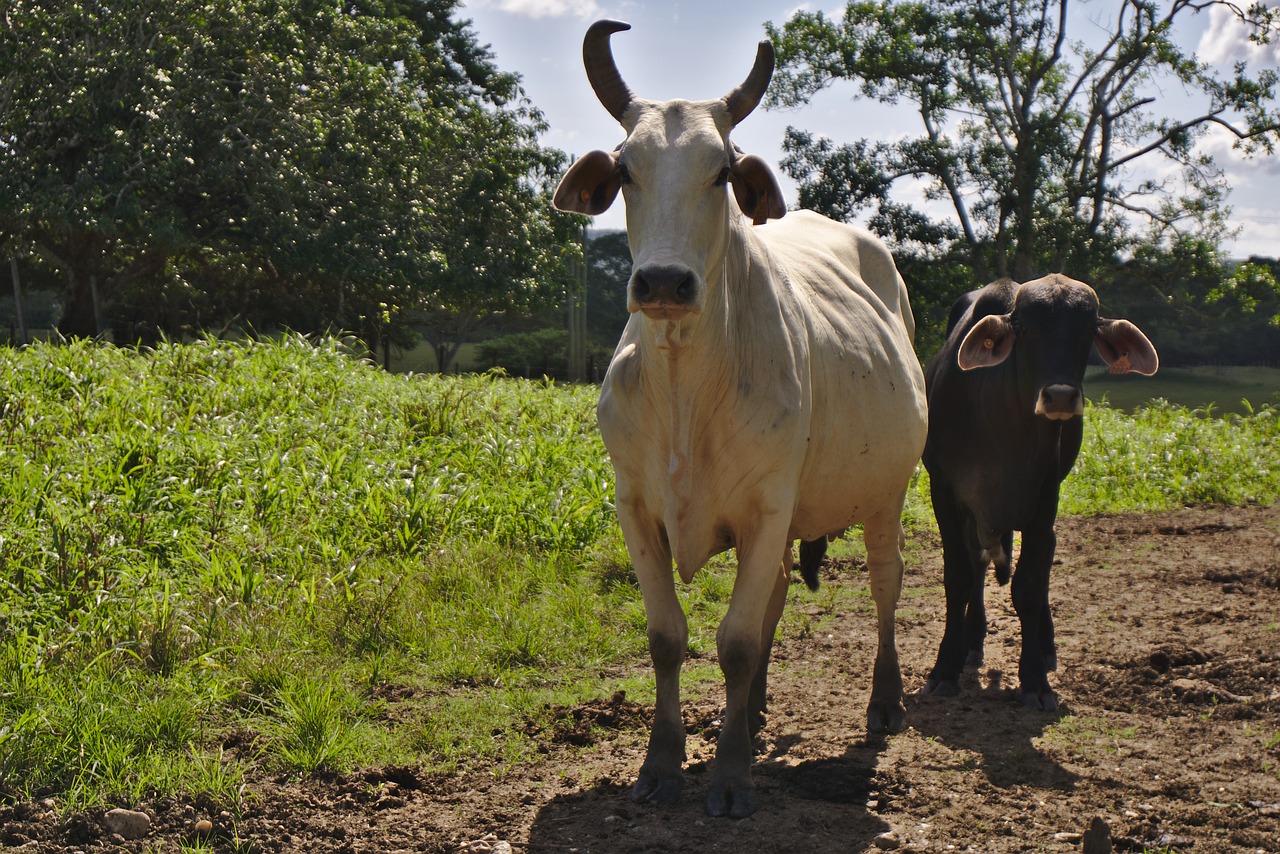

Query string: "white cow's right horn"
[583, 20, 635, 123]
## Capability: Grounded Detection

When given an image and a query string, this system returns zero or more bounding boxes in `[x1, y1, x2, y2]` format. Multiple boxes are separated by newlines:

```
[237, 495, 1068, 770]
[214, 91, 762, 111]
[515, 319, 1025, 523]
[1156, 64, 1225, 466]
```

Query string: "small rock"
[459, 835, 513, 853]
[103, 808, 151, 841]
[1081, 816, 1112, 854]
[194, 819, 213, 834]
[872, 830, 901, 850]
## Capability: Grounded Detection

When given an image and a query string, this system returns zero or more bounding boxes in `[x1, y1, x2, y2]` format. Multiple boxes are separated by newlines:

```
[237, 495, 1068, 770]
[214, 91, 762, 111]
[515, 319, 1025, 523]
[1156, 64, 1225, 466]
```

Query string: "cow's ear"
[729, 154, 786, 224]
[1095, 318, 1159, 376]
[956, 314, 1015, 370]
[554, 150, 622, 215]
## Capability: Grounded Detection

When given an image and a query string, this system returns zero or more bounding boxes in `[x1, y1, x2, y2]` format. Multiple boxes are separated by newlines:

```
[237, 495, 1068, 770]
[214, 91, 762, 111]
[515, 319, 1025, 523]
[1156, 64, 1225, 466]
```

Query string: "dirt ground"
[3, 503, 1279, 853]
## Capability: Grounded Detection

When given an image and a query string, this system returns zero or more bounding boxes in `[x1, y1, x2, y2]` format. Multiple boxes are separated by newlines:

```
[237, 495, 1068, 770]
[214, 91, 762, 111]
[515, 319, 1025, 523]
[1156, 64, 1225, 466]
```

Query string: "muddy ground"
[3, 503, 1279, 853]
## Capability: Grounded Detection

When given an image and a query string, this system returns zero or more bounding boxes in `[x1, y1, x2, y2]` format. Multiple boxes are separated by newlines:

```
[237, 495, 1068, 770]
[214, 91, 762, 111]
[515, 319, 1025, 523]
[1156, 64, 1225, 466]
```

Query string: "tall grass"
[1063, 399, 1280, 513]
[0, 337, 1275, 810]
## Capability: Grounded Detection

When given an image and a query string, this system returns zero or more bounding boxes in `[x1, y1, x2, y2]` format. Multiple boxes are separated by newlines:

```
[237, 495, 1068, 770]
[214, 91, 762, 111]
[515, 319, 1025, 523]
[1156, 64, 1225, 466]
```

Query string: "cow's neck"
[636, 226, 779, 575]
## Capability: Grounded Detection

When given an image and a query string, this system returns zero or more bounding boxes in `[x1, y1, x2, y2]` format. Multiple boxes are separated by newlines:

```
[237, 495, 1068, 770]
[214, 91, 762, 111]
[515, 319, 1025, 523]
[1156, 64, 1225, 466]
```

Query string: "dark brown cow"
[920, 275, 1158, 709]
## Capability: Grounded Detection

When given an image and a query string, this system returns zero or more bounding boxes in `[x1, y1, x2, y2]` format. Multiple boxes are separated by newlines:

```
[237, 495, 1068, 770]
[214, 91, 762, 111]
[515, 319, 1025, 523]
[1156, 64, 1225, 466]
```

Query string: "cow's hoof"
[964, 650, 984, 668]
[704, 777, 756, 818]
[921, 676, 960, 697]
[630, 768, 684, 804]
[1019, 689, 1058, 711]
[866, 698, 906, 734]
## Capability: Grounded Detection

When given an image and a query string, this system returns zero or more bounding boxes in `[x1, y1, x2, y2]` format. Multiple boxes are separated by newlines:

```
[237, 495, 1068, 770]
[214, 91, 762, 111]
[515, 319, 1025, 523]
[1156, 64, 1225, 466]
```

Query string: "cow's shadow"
[906, 666, 1078, 791]
[525, 730, 895, 853]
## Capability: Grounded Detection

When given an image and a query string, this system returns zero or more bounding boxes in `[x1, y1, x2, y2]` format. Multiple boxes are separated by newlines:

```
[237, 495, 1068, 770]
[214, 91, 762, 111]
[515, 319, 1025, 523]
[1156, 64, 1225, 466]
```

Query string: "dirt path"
[3, 504, 1278, 853]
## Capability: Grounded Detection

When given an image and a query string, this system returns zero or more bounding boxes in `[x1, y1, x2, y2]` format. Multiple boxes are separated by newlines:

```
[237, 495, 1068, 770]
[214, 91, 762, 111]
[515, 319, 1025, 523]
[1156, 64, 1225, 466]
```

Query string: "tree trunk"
[59, 270, 101, 338]
[10, 258, 27, 345]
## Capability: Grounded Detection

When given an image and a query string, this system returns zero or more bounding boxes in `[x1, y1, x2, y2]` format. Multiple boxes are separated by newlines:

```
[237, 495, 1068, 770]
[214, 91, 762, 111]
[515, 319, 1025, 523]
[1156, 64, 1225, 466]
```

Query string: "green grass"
[0, 337, 1277, 812]
[1085, 365, 1280, 415]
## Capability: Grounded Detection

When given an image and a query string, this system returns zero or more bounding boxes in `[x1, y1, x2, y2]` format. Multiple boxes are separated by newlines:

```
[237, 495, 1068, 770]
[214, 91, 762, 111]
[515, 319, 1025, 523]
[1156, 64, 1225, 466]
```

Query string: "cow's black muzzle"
[629, 263, 702, 315]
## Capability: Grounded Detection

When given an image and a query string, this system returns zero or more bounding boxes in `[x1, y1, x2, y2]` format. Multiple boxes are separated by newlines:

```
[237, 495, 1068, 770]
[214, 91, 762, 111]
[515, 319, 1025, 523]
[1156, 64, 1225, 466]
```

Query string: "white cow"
[554, 20, 927, 818]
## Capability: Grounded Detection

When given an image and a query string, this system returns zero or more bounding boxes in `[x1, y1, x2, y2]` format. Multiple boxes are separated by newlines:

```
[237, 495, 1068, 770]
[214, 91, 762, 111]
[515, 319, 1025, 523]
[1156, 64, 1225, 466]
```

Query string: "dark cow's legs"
[962, 529, 989, 668]
[964, 528, 1013, 667]
[1039, 593, 1057, 672]
[924, 482, 976, 696]
[1011, 522, 1057, 710]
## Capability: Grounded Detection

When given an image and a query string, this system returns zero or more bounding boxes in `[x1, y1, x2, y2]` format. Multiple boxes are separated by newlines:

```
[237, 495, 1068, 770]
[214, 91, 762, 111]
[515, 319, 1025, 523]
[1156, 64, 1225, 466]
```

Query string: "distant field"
[1085, 365, 1280, 414]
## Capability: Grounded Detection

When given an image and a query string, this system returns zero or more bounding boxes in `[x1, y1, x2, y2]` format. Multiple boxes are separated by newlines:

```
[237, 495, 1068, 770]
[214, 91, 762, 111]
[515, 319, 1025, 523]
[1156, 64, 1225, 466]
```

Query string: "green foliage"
[766, 0, 1280, 285]
[1062, 400, 1280, 513]
[1085, 366, 1280, 416]
[478, 328, 572, 378]
[0, 0, 576, 345]
[0, 337, 627, 800]
[0, 338, 1275, 808]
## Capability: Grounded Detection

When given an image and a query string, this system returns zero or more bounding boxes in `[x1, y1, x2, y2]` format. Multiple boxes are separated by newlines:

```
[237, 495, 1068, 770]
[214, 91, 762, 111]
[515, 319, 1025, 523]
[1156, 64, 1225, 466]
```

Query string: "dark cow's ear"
[956, 314, 1016, 370]
[1095, 318, 1159, 376]
[554, 150, 622, 215]
[729, 154, 786, 224]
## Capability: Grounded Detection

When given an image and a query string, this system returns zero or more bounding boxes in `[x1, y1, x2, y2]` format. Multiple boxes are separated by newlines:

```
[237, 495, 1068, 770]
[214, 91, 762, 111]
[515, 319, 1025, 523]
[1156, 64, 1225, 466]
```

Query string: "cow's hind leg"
[705, 519, 791, 819]
[963, 537, 987, 669]
[864, 500, 907, 733]
[622, 518, 688, 805]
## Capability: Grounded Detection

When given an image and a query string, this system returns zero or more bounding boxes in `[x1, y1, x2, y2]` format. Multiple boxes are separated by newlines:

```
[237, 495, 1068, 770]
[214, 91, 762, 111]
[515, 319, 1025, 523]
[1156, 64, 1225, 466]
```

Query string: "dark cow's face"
[956, 274, 1159, 420]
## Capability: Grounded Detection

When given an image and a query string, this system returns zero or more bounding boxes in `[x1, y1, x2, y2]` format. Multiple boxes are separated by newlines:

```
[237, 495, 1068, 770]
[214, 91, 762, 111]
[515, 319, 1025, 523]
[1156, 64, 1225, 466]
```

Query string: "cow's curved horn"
[584, 20, 635, 123]
[724, 40, 775, 126]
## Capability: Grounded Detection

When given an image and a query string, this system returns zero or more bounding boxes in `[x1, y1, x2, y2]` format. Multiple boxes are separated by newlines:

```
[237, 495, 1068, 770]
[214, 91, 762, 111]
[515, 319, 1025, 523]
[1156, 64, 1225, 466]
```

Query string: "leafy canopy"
[766, 0, 1280, 283]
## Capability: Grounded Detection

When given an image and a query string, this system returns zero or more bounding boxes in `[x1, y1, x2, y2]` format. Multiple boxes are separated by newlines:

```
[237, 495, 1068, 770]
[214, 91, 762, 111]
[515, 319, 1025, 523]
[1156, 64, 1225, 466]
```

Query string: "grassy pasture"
[0, 337, 1277, 813]
[1085, 364, 1280, 415]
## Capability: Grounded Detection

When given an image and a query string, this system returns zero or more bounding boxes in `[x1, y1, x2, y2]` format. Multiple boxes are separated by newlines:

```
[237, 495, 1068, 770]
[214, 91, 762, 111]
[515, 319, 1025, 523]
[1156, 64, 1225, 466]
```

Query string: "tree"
[0, 0, 575, 347]
[766, 0, 1280, 284]
[585, 229, 631, 348]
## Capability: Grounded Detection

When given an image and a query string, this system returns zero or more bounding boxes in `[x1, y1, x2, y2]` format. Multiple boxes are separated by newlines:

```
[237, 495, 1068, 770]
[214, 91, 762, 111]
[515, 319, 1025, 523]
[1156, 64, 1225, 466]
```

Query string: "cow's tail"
[798, 538, 827, 591]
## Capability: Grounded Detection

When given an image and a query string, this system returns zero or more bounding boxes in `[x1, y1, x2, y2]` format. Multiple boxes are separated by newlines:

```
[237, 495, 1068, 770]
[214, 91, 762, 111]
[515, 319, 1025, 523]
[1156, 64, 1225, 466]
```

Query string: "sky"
[458, 0, 1280, 260]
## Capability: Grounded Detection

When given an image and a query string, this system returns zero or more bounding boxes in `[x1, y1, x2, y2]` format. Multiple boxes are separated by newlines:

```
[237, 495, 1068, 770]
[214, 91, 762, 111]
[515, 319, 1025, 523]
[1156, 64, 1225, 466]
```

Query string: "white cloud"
[1197, 4, 1280, 66]
[1201, 124, 1280, 177]
[472, 0, 600, 19]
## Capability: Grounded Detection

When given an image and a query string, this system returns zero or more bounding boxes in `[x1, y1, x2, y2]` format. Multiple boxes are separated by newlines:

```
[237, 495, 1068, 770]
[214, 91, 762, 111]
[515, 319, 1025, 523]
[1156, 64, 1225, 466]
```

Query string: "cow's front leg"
[705, 522, 790, 819]
[864, 501, 907, 732]
[924, 482, 975, 697]
[747, 552, 790, 736]
[620, 512, 688, 804]
[1011, 523, 1057, 711]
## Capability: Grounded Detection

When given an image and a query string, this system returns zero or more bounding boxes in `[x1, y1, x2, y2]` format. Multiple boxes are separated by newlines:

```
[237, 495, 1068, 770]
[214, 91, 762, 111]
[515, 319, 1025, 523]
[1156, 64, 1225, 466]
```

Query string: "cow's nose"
[1035, 384, 1083, 420]
[630, 264, 699, 310]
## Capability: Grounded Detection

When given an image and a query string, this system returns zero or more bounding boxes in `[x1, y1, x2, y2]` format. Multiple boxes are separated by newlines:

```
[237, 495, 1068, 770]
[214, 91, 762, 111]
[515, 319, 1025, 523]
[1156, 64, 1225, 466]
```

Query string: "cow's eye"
[617, 162, 632, 185]
[714, 166, 731, 187]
